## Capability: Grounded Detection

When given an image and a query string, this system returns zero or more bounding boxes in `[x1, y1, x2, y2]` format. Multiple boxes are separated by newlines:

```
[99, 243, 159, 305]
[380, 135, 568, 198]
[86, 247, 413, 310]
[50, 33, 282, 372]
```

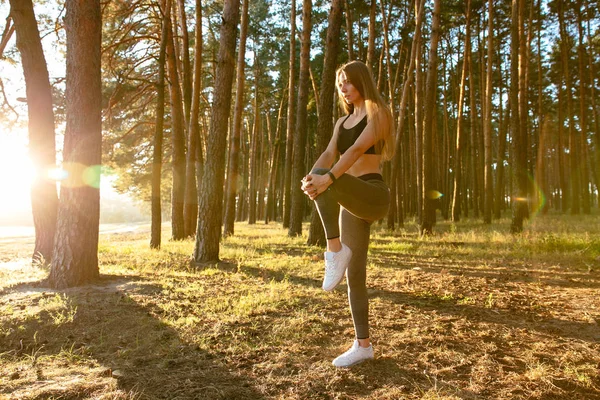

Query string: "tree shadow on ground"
[0, 274, 265, 399]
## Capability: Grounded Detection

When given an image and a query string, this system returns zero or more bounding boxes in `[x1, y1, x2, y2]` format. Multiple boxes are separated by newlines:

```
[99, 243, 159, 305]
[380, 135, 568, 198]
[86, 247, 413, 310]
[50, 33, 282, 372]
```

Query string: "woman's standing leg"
[332, 208, 374, 367]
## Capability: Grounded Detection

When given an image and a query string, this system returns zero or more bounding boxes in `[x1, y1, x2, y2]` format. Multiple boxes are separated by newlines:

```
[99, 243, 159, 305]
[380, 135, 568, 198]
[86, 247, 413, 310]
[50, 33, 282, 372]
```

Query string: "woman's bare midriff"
[345, 154, 382, 177]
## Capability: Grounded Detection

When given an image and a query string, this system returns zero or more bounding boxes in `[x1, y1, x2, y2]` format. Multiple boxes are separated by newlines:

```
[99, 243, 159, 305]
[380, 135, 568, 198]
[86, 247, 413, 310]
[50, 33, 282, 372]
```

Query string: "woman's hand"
[301, 173, 331, 201]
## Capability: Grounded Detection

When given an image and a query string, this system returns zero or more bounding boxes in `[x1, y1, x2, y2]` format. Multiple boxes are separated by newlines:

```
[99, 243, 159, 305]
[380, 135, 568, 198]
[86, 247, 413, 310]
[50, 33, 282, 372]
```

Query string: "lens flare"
[48, 163, 102, 189]
[48, 167, 69, 181]
[427, 190, 444, 199]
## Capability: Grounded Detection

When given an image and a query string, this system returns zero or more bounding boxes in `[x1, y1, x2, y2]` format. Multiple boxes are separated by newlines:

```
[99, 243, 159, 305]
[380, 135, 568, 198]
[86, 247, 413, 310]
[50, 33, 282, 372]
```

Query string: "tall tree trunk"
[366, 0, 376, 69]
[469, 45, 479, 219]
[483, 0, 494, 224]
[558, 0, 579, 214]
[343, 0, 355, 60]
[452, 0, 471, 222]
[557, 77, 568, 212]
[48, 0, 102, 288]
[307, 0, 343, 246]
[183, 0, 204, 237]
[223, 0, 249, 236]
[510, 0, 527, 233]
[586, 0, 600, 203]
[495, 49, 508, 219]
[150, 0, 171, 249]
[283, 0, 297, 228]
[288, 0, 312, 237]
[420, 0, 440, 235]
[192, 0, 240, 263]
[389, 0, 425, 230]
[534, 0, 547, 215]
[576, 2, 590, 214]
[165, 1, 187, 240]
[177, 0, 192, 125]
[266, 93, 287, 223]
[9, 0, 58, 264]
[248, 58, 261, 225]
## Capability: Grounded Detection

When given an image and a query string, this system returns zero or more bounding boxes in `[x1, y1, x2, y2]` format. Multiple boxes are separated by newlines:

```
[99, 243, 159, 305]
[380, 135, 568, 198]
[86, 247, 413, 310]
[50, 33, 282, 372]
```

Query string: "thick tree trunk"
[48, 0, 102, 288]
[288, 0, 312, 237]
[150, 0, 171, 249]
[283, 0, 297, 228]
[510, 0, 527, 233]
[420, 0, 440, 235]
[165, 1, 187, 240]
[192, 0, 240, 263]
[9, 0, 58, 264]
[183, 0, 204, 237]
[307, 0, 343, 246]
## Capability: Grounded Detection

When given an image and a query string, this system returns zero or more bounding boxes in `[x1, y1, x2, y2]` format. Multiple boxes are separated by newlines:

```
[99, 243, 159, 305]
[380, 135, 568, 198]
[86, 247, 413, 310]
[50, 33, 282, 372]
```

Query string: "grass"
[0, 213, 599, 399]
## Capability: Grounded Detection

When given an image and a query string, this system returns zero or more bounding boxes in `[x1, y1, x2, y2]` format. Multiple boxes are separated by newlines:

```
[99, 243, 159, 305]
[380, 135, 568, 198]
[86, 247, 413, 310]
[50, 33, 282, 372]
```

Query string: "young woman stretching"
[301, 60, 394, 367]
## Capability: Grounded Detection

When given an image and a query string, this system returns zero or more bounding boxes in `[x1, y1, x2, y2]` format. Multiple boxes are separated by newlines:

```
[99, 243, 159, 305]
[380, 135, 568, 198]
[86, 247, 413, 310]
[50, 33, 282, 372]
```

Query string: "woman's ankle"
[357, 338, 371, 348]
[327, 237, 342, 252]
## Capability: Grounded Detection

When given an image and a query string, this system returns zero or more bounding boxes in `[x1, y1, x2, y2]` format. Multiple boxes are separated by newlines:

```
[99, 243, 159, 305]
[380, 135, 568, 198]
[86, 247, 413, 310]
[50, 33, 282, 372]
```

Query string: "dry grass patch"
[1, 215, 599, 399]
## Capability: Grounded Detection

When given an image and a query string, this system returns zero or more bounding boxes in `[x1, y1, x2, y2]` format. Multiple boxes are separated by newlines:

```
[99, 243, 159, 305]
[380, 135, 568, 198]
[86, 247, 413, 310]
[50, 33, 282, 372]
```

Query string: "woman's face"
[338, 71, 362, 105]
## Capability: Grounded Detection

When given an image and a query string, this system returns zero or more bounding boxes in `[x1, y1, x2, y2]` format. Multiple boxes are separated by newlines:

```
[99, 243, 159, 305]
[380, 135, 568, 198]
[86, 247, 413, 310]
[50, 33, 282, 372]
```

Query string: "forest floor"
[1, 213, 599, 400]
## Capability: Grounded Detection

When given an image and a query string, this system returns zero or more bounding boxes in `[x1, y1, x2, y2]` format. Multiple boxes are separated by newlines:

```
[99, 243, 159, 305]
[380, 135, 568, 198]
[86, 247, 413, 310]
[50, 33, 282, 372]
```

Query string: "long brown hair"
[336, 60, 395, 161]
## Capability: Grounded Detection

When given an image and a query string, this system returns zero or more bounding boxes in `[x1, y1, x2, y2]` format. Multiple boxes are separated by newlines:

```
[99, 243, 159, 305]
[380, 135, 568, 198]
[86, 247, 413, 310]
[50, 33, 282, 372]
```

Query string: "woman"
[301, 60, 394, 367]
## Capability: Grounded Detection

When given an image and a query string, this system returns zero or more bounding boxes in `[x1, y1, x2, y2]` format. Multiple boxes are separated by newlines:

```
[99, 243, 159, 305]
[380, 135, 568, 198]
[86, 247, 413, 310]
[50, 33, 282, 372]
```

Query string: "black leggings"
[311, 168, 390, 339]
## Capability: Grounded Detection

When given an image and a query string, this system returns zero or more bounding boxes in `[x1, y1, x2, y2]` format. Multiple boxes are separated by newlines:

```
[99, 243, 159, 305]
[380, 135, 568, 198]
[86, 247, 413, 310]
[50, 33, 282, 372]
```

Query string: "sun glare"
[0, 134, 36, 218]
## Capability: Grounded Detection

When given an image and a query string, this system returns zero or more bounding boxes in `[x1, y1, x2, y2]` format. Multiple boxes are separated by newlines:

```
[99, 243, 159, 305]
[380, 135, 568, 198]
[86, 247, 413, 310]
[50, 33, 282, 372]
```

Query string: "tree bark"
[165, 0, 187, 240]
[9, 0, 58, 264]
[288, 0, 312, 237]
[307, 0, 343, 246]
[176, 0, 192, 125]
[510, 0, 527, 233]
[248, 57, 261, 224]
[558, 0, 579, 214]
[420, 0, 440, 235]
[283, 0, 297, 228]
[150, 0, 171, 249]
[192, 0, 240, 263]
[183, 0, 205, 237]
[389, 0, 425, 230]
[576, 1, 590, 214]
[367, 0, 376, 69]
[451, 0, 471, 222]
[483, 0, 494, 224]
[48, 0, 102, 288]
[223, 0, 248, 236]
[343, 0, 354, 60]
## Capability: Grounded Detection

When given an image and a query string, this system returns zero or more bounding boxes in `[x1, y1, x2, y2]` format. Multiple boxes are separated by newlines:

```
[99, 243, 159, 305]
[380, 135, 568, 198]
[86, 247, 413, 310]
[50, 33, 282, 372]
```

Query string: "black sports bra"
[337, 114, 378, 155]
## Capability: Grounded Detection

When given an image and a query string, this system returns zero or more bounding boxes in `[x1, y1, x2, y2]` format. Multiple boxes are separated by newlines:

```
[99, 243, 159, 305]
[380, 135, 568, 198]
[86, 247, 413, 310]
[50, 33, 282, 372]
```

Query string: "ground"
[0, 214, 599, 399]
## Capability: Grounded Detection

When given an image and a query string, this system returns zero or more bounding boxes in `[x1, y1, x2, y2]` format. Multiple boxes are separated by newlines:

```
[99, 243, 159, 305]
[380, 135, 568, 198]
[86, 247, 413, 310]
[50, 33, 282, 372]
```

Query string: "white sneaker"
[332, 340, 374, 368]
[322, 243, 352, 291]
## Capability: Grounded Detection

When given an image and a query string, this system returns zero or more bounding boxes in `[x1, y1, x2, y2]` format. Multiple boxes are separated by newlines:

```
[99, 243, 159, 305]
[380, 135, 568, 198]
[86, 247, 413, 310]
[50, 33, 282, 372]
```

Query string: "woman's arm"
[302, 118, 379, 200]
[310, 118, 343, 170]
